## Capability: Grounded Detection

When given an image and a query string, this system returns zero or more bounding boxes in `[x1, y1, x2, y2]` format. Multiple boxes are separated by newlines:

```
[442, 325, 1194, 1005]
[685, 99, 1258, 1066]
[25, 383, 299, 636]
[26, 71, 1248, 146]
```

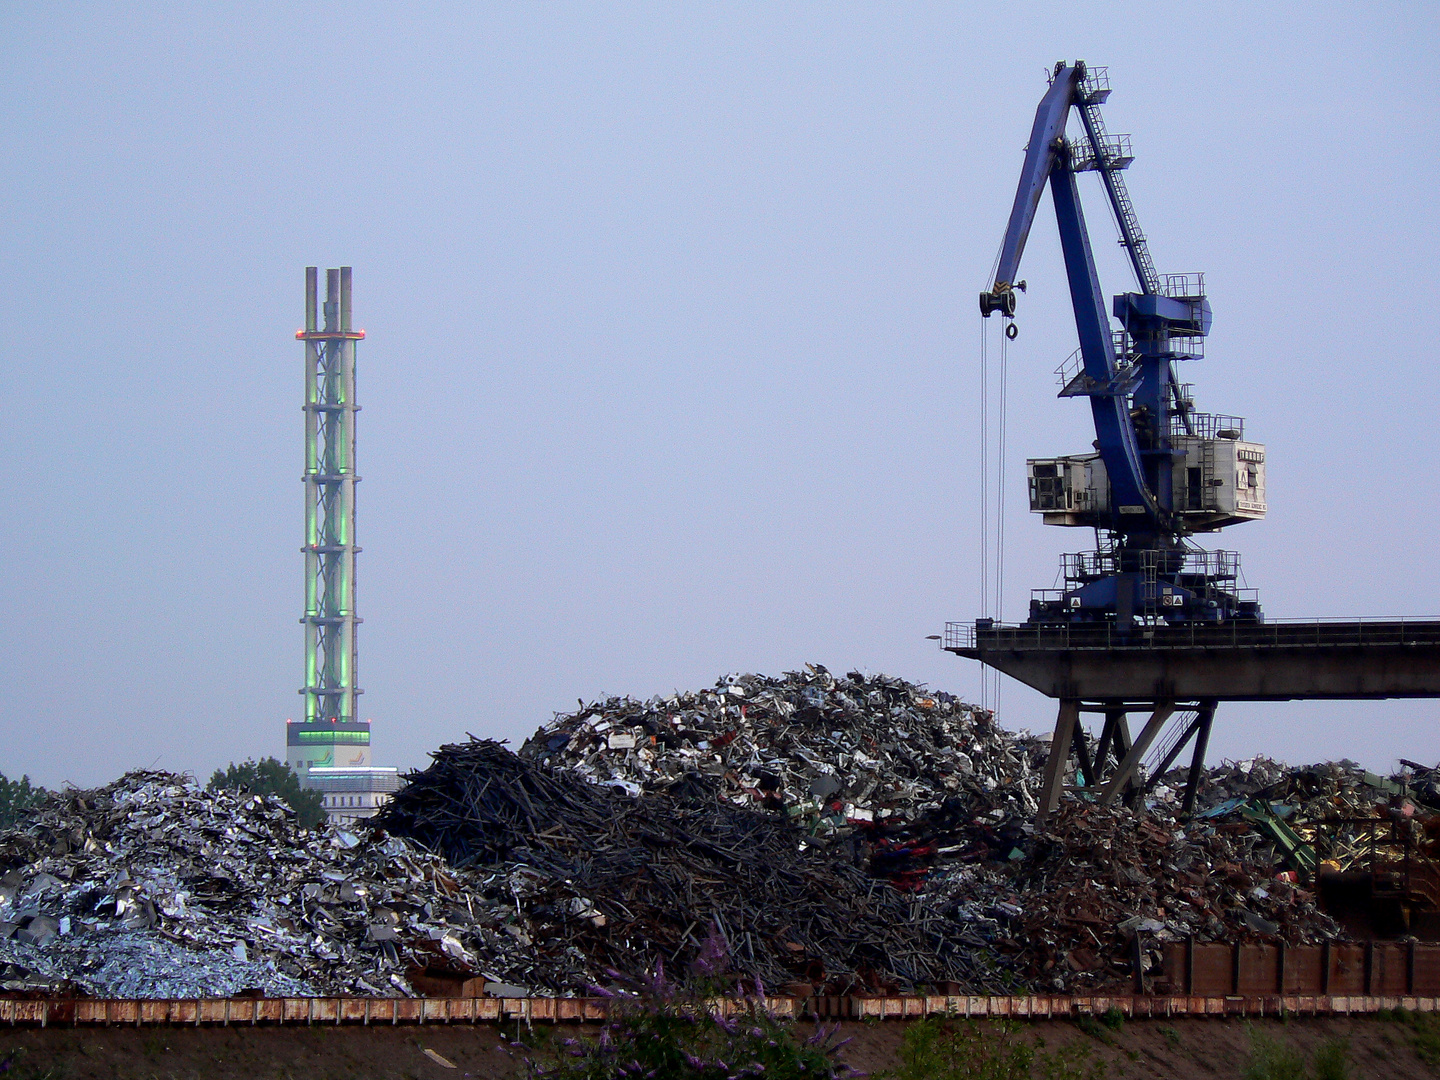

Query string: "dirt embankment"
[2, 1015, 1437, 1080]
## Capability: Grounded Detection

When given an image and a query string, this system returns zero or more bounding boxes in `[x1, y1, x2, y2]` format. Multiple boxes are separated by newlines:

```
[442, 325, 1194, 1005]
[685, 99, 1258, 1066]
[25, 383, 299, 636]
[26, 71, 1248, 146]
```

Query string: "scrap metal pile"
[502, 669, 1432, 991]
[517, 667, 1042, 831]
[0, 669, 1433, 999]
[1187, 756, 1440, 872]
[996, 802, 1340, 990]
[375, 737, 1010, 995]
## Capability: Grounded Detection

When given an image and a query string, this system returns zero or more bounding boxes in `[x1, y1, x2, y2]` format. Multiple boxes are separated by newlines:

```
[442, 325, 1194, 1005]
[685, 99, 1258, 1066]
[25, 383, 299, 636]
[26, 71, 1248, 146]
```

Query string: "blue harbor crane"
[950, 63, 1440, 822]
[980, 61, 1266, 628]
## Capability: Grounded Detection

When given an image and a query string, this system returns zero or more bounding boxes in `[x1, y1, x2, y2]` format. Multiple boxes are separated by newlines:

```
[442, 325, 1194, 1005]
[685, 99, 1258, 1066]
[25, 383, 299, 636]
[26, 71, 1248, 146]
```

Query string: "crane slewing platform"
[952, 62, 1440, 820]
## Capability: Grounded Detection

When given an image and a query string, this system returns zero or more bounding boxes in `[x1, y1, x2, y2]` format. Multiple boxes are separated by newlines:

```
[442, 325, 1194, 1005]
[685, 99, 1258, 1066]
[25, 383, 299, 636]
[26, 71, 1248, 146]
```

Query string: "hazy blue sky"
[1, 3, 1436, 789]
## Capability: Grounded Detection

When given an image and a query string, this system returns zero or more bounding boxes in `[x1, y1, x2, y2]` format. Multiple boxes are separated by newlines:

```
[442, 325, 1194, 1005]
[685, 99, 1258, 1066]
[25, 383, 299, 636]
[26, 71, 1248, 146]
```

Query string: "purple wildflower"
[691, 921, 730, 977]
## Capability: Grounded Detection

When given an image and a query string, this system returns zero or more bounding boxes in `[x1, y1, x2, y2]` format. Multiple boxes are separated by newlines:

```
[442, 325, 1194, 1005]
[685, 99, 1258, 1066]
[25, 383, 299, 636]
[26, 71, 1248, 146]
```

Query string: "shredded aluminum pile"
[0, 772, 538, 998]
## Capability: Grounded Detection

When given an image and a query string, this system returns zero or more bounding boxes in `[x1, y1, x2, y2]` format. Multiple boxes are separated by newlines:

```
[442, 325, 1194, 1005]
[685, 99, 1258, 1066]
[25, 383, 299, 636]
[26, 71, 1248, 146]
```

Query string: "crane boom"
[983, 65, 1082, 315]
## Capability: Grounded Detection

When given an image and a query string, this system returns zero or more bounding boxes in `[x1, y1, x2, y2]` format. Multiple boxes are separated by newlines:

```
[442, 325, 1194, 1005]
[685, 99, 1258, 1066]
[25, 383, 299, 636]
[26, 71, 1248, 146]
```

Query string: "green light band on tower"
[292, 730, 370, 745]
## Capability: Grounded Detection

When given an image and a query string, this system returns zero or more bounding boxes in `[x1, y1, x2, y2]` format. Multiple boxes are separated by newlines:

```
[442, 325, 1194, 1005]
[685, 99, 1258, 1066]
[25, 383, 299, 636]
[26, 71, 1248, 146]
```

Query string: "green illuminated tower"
[288, 267, 370, 778]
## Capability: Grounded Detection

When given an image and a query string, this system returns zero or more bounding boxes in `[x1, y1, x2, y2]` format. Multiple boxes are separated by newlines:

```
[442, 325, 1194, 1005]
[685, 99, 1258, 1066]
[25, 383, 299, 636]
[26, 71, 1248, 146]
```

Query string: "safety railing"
[1055, 331, 1134, 390]
[1075, 65, 1110, 101]
[944, 617, 1440, 653]
[1159, 272, 1205, 299]
[1172, 412, 1245, 440]
[1067, 134, 1133, 173]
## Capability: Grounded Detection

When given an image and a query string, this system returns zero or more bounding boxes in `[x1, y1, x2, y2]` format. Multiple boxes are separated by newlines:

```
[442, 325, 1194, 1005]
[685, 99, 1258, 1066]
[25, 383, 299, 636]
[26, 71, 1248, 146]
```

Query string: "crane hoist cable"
[977, 311, 989, 710]
[996, 316, 1010, 631]
[976, 308, 1014, 713]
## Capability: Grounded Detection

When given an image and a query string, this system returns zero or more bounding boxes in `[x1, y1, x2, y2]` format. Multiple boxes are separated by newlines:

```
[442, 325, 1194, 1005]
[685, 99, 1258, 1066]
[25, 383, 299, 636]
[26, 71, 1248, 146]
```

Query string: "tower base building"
[305, 765, 402, 825]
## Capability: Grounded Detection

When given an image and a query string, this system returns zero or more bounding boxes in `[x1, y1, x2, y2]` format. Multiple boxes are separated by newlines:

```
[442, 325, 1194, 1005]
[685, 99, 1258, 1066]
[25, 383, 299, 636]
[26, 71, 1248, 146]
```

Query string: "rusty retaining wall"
[1163, 941, 1440, 996]
[0, 994, 1436, 1028]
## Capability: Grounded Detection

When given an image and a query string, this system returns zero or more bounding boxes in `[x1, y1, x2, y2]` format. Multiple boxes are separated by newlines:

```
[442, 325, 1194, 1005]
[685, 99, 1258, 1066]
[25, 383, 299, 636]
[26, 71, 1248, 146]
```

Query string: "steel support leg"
[1111, 713, 1139, 804]
[1073, 723, 1096, 787]
[1094, 710, 1123, 779]
[1180, 699, 1217, 816]
[1098, 702, 1174, 806]
[1037, 699, 1079, 822]
[1141, 712, 1204, 796]
[1112, 714, 1133, 760]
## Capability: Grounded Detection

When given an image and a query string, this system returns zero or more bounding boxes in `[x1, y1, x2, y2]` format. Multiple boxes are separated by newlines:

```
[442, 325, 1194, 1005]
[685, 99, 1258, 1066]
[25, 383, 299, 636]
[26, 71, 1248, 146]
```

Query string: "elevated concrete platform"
[946, 618, 1440, 819]
[945, 619, 1440, 702]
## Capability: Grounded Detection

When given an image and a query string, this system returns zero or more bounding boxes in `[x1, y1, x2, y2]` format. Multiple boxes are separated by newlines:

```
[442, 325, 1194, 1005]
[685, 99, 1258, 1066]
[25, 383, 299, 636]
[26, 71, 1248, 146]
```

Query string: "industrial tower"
[288, 267, 370, 781]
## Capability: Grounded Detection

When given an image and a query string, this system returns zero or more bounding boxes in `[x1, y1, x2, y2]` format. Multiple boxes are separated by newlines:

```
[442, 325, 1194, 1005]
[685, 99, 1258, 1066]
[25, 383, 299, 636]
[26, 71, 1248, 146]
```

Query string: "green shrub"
[208, 757, 325, 828]
[1310, 1038, 1350, 1080]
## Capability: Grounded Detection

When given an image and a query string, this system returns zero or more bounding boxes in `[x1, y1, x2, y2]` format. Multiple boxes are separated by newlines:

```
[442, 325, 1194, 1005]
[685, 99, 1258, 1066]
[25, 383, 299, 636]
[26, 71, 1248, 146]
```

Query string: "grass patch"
[1310, 1038, 1351, 1080]
[1243, 1028, 1352, 1080]
[0, 1047, 64, 1080]
[882, 1017, 1106, 1080]
[1074, 1014, 1118, 1047]
[1384, 1007, 1440, 1068]
[1244, 1028, 1306, 1080]
[529, 984, 849, 1080]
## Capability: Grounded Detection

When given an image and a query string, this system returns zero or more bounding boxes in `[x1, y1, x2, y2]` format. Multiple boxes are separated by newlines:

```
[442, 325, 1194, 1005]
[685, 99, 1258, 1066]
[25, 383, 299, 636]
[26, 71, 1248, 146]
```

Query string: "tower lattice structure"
[298, 267, 364, 728]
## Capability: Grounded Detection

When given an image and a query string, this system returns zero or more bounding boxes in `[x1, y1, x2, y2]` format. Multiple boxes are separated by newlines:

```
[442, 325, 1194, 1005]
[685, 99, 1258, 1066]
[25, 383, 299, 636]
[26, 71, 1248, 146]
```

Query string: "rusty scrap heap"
[999, 802, 1339, 990]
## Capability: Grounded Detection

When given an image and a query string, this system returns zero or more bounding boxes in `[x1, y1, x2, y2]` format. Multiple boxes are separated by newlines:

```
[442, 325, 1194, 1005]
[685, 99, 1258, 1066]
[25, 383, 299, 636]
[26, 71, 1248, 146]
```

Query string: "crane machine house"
[1029, 416, 1266, 531]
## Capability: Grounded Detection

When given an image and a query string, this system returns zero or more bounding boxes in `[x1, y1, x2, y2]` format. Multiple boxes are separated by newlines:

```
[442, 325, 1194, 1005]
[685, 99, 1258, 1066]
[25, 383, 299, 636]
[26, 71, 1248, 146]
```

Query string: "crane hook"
[1005, 322, 1018, 341]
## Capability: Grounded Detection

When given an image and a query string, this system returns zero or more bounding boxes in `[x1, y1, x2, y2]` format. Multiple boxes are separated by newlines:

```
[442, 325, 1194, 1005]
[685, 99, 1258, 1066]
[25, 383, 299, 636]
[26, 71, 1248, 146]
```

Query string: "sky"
[1, 3, 1436, 790]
